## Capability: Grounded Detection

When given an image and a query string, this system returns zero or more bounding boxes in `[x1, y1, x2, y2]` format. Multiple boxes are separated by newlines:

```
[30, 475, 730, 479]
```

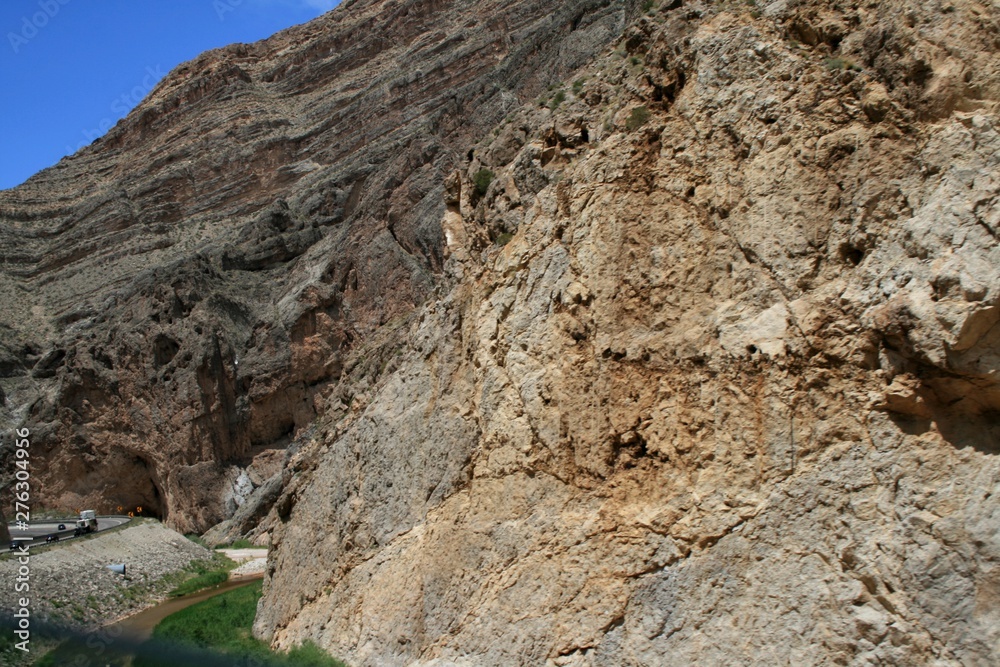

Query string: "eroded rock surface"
[1, 0, 998, 664]
[251, 1, 1000, 665]
[0, 0, 631, 533]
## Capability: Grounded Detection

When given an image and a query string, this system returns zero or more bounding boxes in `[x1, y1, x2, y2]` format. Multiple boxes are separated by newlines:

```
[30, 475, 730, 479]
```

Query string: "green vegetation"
[473, 168, 495, 197]
[184, 532, 209, 548]
[168, 553, 236, 597]
[170, 569, 229, 597]
[495, 232, 514, 246]
[133, 580, 347, 667]
[35, 642, 117, 667]
[24, 639, 86, 667]
[285, 643, 348, 666]
[572, 78, 586, 95]
[219, 537, 256, 549]
[35, 582, 345, 667]
[642, 0, 656, 12]
[0, 629, 59, 667]
[0, 634, 23, 666]
[549, 89, 566, 109]
[626, 105, 651, 131]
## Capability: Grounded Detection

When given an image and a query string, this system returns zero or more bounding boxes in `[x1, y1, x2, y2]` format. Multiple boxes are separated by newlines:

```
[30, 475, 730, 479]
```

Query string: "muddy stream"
[108, 574, 263, 644]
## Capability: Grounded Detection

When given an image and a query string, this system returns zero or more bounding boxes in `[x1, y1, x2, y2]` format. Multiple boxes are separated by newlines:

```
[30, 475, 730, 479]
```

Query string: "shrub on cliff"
[626, 105, 651, 131]
[473, 168, 495, 197]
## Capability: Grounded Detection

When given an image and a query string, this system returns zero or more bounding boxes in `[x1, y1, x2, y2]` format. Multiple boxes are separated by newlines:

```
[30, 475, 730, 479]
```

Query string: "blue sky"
[0, 0, 340, 190]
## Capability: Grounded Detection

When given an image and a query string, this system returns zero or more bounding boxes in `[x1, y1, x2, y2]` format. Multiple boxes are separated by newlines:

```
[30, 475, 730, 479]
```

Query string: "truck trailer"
[74, 510, 98, 536]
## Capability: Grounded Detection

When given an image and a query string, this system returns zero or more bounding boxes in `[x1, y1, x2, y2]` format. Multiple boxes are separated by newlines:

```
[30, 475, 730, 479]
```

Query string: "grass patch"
[133, 580, 346, 667]
[184, 533, 209, 548]
[169, 554, 237, 597]
[170, 570, 229, 597]
[15, 637, 72, 667]
[219, 538, 256, 549]
[286, 642, 347, 666]
[0, 629, 59, 666]
[626, 105, 651, 131]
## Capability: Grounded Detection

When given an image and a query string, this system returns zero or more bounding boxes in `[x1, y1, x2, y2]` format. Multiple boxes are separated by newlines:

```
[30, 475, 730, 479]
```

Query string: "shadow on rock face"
[885, 393, 1000, 457]
[934, 410, 1000, 457]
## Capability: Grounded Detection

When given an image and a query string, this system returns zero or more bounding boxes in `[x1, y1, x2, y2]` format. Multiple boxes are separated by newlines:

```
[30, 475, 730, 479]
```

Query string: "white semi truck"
[74, 510, 98, 536]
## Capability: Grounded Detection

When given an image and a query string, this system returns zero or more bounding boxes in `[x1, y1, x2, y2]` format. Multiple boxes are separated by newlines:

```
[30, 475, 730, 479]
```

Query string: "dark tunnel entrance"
[100, 453, 167, 521]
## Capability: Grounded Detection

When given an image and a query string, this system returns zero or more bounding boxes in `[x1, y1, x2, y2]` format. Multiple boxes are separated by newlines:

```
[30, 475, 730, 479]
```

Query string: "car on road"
[58, 524, 66, 530]
[45, 534, 59, 543]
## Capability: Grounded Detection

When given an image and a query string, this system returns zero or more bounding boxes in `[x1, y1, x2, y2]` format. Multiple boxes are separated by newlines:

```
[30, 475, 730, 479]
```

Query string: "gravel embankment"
[0, 520, 213, 628]
[230, 557, 267, 577]
[218, 548, 268, 578]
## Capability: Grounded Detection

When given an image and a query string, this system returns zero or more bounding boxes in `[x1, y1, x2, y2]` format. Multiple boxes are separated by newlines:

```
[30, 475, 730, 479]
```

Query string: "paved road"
[6, 516, 131, 549]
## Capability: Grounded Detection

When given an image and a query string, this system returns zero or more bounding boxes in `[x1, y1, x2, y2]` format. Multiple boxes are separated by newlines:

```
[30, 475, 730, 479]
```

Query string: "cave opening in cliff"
[120, 454, 167, 521]
[116, 486, 164, 521]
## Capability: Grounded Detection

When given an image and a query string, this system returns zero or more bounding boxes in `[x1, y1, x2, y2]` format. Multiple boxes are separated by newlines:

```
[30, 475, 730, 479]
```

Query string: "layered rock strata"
[0, 0, 632, 533]
[252, 1, 1000, 665]
[0, 0, 997, 664]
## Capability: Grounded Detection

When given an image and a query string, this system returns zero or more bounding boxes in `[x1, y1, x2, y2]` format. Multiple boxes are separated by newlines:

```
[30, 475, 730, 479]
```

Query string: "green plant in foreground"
[626, 105, 651, 131]
[549, 90, 566, 109]
[133, 580, 347, 667]
[287, 642, 347, 666]
[168, 555, 236, 597]
[473, 168, 495, 197]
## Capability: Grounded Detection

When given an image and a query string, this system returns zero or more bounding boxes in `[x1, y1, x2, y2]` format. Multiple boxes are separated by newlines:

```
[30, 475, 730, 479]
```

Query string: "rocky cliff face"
[0, 0, 631, 533]
[250, 0, 1000, 665]
[3, 0, 999, 665]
